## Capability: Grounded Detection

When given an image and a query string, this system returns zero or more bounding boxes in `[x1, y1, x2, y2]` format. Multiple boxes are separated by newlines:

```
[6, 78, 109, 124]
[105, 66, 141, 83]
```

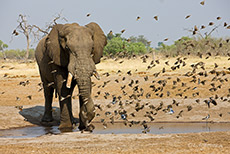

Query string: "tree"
[12, 12, 67, 59]
[104, 36, 147, 56]
[0, 40, 8, 59]
[129, 35, 151, 48]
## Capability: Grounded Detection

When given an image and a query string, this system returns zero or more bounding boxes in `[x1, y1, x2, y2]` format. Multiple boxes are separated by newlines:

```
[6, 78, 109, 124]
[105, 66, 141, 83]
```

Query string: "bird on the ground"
[202, 114, 210, 120]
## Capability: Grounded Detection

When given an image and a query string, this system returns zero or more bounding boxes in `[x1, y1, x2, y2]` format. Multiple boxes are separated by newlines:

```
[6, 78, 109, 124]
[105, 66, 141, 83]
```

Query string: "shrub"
[0, 49, 35, 59]
[104, 34, 148, 57]
[156, 36, 230, 57]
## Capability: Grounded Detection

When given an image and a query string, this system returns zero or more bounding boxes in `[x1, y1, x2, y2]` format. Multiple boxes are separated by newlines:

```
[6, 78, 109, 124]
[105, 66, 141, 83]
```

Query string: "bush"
[0, 49, 35, 59]
[156, 36, 230, 57]
[104, 34, 148, 57]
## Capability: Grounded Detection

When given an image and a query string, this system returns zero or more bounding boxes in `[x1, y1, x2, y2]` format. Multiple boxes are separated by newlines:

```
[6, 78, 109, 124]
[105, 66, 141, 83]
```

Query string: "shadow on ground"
[19, 106, 60, 126]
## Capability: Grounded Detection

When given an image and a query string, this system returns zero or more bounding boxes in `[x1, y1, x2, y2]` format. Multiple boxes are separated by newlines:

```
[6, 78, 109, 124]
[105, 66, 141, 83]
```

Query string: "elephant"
[35, 22, 107, 131]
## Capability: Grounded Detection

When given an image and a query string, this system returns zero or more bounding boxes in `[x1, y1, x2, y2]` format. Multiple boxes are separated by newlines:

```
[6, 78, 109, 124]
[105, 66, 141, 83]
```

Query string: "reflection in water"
[0, 122, 230, 138]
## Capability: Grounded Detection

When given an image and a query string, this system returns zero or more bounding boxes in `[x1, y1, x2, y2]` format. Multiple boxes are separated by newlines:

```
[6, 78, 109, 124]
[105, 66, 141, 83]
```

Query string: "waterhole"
[1, 122, 230, 138]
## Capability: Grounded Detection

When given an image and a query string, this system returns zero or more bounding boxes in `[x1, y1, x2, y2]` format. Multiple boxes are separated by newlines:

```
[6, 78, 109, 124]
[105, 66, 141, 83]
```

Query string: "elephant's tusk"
[93, 70, 100, 80]
[60, 95, 71, 101]
[66, 72, 73, 88]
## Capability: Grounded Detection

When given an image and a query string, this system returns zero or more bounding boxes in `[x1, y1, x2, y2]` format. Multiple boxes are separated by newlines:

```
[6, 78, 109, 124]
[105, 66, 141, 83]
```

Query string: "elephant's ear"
[85, 22, 107, 64]
[45, 24, 69, 67]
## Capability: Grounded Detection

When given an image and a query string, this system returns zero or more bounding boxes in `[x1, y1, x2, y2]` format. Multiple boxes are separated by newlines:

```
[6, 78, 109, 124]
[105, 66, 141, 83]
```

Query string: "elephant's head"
[46, 22, 107, 78]
[45, 22, 107, 127]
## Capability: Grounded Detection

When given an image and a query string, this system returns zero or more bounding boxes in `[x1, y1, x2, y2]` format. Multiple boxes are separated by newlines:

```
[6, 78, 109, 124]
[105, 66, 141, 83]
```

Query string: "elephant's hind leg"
[41, 83, 54, 122]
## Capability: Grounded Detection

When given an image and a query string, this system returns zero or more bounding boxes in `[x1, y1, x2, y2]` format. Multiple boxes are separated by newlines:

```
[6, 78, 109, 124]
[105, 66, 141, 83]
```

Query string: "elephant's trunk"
[67, 53, 96, 128]
[77, 77, 95, 129]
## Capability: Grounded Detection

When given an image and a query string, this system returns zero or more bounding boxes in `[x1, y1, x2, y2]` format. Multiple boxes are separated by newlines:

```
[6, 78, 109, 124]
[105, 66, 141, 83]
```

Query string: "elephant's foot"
[79, 124, 95, 132]
[71, 116, 79, 126]
[41, 113, 53, 122]
[59, 122, 73, 132]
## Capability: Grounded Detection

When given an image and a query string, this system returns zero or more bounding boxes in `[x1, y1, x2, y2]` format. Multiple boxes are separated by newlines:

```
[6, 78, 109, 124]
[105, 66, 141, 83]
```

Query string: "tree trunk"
[26, 34, 30, 59]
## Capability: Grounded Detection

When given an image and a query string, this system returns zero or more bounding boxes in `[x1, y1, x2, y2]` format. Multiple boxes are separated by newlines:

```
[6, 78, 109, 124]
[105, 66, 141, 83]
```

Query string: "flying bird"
[86, 13, 91, 17]
[121, 29, 126, 33]
[136, 16, 141, 21]
[12, 29, 19, 36]
[216, 16, 221, 20]
[153, 15, 158, 21]
[200, 0, 205, 5]
[108, 30, 113, 35]
[194, 25, 198, 31]
[185, 15, 191, 19]
[208, 22, 214, 26]
[201, 25, 206, 29]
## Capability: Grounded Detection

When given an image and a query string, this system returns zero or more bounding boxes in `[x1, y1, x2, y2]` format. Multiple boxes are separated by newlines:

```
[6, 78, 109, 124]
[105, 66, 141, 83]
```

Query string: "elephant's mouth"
[66, 70, 100, 88]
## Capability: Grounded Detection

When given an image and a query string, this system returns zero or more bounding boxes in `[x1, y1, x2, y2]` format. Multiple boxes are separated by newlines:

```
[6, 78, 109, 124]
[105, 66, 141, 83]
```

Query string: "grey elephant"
[35, 22, 107, 131]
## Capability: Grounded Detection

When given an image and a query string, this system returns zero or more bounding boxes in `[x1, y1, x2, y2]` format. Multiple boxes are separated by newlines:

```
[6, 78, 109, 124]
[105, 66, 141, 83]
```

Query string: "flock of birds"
[89, 52, 230, 132]
[86, 0, 230, 43]
[3, 0, 230, 133]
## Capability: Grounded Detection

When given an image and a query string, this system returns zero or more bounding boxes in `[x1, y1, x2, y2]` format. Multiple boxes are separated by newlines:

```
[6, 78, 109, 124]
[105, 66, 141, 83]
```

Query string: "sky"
[1, 0, 230, 50]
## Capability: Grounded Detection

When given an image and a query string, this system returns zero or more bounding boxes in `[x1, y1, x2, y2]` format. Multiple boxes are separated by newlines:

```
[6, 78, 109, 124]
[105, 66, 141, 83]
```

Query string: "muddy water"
[1, 122, 230, 138]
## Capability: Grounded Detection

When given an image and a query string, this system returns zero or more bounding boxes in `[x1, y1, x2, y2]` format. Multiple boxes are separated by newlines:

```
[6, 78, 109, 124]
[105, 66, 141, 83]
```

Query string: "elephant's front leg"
[79, 95, 95, 131]
[55, 74, 75, 129]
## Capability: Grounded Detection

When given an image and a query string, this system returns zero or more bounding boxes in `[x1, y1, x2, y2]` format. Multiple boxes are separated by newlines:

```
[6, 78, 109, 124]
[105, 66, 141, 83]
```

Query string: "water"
[0, 122, 230, 138]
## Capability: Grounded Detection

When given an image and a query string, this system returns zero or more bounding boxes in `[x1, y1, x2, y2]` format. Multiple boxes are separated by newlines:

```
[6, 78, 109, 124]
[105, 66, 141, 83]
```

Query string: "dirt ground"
[0, 55, 230, 153]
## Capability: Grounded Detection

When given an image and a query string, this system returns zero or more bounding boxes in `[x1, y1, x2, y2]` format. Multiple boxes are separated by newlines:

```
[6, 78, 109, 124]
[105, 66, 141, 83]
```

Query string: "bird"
[168, 108, 174, 114]
[164, 38, 169, 41]
[202, 114, 210, 120]
[194, 25, 198, 31]
[153, 15, 158, 21]
[209, 22, 214, 26]
[200, 0, 205, 5]
[185, 15, 191, 19]
[201, 25, 206, 29]
[136, 16, 141, 21]
[216, 16, 221, 20]
[108, 30, 113, 35]
[16, 97, 20, 101]
[27, 95, 32, 100]
[121, 29, 126, 33]
[187, 105, 192, 111]
[12, 29, 19, 36]
[19, 80, 30, 86]
[112, 96, 117, 104]
[127, 70, 132, 76]
[15, 106, 23, 111]
[121, 114, 127, 120]
[86, 13, 91, 17]
[209, 97, 217, 106]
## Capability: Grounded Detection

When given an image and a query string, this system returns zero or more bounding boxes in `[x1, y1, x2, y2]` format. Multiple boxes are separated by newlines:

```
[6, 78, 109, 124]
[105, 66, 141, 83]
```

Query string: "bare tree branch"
[12, 11, 68, 59]
[205, 24, 221, 38]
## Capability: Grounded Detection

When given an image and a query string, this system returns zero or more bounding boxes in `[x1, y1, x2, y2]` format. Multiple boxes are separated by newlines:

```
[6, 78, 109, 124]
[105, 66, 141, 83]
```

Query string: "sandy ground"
[0, 55, 230, 153]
